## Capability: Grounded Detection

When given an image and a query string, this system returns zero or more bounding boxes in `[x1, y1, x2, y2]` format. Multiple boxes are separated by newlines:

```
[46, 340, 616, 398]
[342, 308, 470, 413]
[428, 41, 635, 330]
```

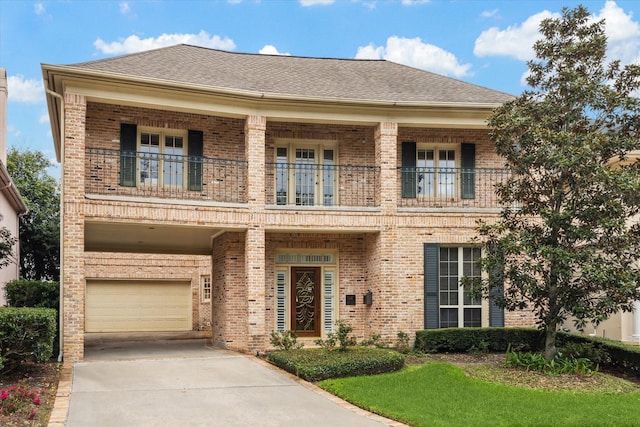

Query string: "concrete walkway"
[55, 339, 402, 427]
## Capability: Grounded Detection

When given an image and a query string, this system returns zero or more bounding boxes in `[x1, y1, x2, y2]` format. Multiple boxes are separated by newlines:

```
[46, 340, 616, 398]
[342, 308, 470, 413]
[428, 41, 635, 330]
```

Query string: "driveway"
[62, 339, 399, 427]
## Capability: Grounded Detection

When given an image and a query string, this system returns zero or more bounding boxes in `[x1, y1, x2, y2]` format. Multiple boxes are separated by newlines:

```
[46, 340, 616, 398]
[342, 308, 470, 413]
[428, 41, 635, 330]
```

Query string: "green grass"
[318, 362, 640, 427]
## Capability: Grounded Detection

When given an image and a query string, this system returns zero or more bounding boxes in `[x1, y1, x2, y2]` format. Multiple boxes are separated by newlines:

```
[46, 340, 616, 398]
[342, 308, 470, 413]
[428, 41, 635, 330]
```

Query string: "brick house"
[42, 44, 535, 362]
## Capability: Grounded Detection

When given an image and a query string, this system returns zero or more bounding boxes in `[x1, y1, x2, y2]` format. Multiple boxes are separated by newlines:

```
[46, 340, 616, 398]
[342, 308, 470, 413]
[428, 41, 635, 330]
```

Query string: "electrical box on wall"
[346, 295, 356, 305]
[363, 291, 373, 306]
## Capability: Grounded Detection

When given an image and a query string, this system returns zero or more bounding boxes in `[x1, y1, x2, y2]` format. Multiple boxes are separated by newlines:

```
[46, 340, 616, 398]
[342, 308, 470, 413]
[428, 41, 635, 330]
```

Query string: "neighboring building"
[43, 44, 534, 363]
[0, 69, 28, 305]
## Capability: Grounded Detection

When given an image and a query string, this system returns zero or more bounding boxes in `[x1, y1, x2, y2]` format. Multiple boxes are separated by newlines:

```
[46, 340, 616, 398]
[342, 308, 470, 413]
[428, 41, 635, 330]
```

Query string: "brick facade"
[58, 98, 539, 362]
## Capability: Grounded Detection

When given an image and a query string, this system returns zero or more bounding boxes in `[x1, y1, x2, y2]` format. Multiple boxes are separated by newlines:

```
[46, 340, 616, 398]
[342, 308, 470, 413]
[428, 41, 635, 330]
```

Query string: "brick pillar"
[375, 122, 398, 214]
[371, 122, 399, 343]
[244, 115, 267, 352]
[245, 115, 266, 208]
[62, 93, 86, 362]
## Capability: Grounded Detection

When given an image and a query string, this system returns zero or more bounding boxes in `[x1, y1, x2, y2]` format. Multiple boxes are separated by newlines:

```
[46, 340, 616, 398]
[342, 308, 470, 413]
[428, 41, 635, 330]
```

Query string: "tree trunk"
[544, 323, 557, 360]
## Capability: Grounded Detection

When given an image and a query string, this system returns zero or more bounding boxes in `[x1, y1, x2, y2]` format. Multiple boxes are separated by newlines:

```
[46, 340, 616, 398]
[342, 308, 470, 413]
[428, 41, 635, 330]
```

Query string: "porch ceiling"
[84, 222, 220, 255]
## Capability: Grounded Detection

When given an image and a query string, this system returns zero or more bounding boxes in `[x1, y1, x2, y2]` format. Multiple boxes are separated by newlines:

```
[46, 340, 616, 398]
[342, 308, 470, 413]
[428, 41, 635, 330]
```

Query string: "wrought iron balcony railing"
[265, 162, 379, 208]
[86, 148, 247, 203]
[398, 166, 509, 209]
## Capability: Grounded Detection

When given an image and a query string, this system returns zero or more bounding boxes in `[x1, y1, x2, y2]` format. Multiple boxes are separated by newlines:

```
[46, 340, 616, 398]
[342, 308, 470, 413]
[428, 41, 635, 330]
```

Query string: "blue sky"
[1, 0, 639, 178]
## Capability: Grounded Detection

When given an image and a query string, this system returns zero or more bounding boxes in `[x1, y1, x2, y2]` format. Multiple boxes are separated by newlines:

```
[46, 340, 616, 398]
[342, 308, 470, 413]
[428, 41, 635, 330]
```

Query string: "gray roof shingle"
[59, 44, 514, 105]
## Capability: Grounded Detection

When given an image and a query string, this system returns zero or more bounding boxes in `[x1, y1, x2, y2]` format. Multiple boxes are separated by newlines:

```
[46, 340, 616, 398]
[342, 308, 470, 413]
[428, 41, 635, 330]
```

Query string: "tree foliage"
[0, 226, 17, 270]
[6, 148, 60, 281]
[476, 6, 640, 360]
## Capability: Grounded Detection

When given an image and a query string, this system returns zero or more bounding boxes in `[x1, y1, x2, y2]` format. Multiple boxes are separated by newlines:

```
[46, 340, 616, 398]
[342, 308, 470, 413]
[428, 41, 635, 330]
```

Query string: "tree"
[6, 148, 60, 281]
[475, 6, 640, 360]
[0, 226, 17, 269]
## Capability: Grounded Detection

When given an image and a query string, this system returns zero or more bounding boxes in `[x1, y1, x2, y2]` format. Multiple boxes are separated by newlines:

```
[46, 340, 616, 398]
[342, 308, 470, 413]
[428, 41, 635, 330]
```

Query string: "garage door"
[86, 281, 192, 332]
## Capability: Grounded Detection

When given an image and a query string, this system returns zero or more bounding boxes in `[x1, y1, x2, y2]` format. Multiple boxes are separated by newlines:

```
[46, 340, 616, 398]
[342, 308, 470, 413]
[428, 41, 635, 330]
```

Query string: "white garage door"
[86, 281, 192, 332]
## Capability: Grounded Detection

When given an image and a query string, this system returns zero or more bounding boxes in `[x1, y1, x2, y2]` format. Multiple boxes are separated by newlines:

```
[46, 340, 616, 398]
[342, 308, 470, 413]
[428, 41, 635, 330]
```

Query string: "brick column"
[375, 122, 398, 214]
[244, 115, 267, 351]
[372, 122, 400, 343]
[245, 115, 266, 209]
[62, 93, 86, 362]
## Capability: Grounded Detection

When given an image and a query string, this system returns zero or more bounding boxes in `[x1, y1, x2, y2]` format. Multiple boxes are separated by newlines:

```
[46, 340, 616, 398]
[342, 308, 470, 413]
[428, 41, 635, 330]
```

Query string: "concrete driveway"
[61, 339, 400, 427]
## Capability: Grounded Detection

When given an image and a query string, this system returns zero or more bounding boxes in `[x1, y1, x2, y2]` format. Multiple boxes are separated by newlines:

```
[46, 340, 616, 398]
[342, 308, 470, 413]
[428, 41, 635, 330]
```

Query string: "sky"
[1, 0, 639, 179]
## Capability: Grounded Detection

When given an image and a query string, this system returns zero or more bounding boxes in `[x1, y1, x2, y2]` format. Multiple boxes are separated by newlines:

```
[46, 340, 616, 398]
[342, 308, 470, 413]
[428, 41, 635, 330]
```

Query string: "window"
[417, 148, 457, 197]
[139, 129, 186, 187]
[275, 142, 337, 206]
[424, 244, 490, 329]
[119, 124, 204, 190]
[402, 142, 476, 200]
[201, 275, 211, 302]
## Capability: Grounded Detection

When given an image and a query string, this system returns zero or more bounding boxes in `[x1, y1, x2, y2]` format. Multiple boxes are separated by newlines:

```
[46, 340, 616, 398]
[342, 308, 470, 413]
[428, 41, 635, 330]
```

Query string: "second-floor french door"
[276, 144, 336, 206]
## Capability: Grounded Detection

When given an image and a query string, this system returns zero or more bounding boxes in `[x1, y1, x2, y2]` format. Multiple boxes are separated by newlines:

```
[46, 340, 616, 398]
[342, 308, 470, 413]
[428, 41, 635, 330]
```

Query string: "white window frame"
[201, 275, 211, 303]
[439, 246, 483, 328]
[274, 140, 338, 206]
[416, 144, 460, 198]
[138, 127, 188, 188]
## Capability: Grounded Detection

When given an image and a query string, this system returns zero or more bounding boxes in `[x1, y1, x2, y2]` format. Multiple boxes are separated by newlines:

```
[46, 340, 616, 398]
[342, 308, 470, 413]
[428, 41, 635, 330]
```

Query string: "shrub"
[315, 320, 357, 351]
[0, 307, 57, 374]
[559, 341, 608, 365]
[505, 344, 597, 376]
[5, 280, 59, 309]
[557, 332, 640, 378]
[267, 347, 405, 382]
[269, 330, 304, 350]
[414, 327, 544, 354]
[396, 331, 411, 354]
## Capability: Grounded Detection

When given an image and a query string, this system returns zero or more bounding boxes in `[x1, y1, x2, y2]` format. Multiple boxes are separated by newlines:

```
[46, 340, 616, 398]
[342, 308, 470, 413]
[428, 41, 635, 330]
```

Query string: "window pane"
[440, 308, 458, 328]
[295, 148, 315, 206]
[323, 149, 334, 206]
[276, 147, 288, 205]
[464, 308, 481, 327]
[140, 133, 159, 185]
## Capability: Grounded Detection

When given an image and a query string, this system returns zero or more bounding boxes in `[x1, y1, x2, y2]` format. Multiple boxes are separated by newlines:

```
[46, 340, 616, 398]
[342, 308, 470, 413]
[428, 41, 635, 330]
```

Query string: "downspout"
[45, 83, 64, 363]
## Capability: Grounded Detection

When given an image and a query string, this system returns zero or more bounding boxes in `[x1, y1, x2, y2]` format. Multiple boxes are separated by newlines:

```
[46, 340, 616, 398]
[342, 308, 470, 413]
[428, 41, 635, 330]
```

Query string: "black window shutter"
[401, 141, 417, 198]
[188, 130, 204, 191]
[424, 243, 440, 329]
[489, 286, 505, 327]
[120, 123, 137, 187]
[461, 143, 475, 199]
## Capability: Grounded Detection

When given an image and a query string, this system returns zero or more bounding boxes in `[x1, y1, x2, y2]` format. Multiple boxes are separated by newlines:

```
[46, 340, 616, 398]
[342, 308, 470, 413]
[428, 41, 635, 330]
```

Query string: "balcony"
[86, 148, 247, 203]
[398, 166, 508, 209]
[265, 162, 379, 208]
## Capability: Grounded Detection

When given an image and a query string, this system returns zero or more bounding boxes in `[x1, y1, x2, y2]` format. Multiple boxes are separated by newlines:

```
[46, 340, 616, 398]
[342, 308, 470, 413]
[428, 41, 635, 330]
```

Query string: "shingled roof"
[60, 44, 513, 105]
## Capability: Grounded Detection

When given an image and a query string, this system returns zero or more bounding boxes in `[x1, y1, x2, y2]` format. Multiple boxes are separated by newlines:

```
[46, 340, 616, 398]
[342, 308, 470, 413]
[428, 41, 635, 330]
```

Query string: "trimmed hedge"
[5, 279, 59, 309]
[267, 347, 405, 382]
[415, 327, 544, 353]
[0, 307, 57, 373]
[556, 332, 640, 378]
[414, 328, 640, 379]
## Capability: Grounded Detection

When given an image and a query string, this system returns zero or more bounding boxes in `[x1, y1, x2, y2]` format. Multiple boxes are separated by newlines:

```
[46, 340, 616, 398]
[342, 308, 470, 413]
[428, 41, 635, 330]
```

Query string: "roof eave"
[0, 162, 28, 215]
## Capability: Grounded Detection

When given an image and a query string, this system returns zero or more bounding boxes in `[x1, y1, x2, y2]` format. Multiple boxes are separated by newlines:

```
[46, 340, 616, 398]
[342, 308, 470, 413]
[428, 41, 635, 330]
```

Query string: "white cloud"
[34, 2, 45, 16]
[401, 0, 430, 5]
[597, 0, 640, 65]
[259, 45, 290, 56]
[480, 9, 499, 19]
[474, 1, 640, 66]
[474, 10, 557, 61]
[7, 75, 44, 104]
[94, 30, 236, 55]
[119, 2, 131, 14]
[355, 36, 472, 78]
[39, 114, 49, 124]
[299, 0, 334, 6]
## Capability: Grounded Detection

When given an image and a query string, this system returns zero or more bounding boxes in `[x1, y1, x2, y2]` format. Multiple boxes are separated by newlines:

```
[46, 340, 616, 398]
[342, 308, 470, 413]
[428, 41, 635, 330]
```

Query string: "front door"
[291, 267, 321, 337]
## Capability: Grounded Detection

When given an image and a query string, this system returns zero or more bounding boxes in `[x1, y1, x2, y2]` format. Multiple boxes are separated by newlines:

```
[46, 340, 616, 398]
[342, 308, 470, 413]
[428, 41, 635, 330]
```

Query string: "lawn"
[319, 362, 640, 427]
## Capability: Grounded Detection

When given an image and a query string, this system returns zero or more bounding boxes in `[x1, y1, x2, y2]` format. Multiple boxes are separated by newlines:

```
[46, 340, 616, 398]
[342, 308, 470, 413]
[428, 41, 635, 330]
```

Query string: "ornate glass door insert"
[291, 267, 321, 336]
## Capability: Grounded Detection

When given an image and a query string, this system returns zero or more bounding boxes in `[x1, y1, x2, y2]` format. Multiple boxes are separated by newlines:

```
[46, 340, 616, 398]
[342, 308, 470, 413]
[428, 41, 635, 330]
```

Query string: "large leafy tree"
[476, 6, 640, 360]
[7, 148, 60, 281]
